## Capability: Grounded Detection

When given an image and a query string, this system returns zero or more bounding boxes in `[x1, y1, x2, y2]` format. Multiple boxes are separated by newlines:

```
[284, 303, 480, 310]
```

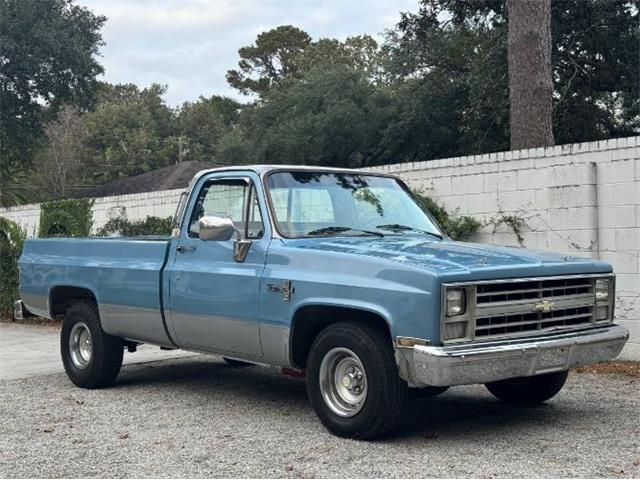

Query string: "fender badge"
[267, 280, 295, 302]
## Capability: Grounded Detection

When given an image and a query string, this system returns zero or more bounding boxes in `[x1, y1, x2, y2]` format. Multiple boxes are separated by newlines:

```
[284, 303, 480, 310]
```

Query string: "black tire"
[485, 370, 569, 405]
[408, 386, 449, 399]
[222, 357, 253, 367]
[306, 322, 407, 440]
[61, 301, 124, 389]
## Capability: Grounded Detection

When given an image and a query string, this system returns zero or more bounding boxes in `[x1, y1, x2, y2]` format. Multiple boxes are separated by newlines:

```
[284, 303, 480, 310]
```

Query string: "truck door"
[166, 172, 268, 357]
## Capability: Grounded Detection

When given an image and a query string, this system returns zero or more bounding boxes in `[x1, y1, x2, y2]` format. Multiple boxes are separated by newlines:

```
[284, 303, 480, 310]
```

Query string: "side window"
[188, 179, 264, 239]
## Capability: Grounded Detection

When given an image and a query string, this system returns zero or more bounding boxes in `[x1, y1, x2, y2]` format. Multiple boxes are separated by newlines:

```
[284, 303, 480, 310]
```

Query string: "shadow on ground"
[113, 356, 589, 441]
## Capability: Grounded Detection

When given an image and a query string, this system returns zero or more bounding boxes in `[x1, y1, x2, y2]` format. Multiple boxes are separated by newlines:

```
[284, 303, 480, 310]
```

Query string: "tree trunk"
[507, 0, 555, 150]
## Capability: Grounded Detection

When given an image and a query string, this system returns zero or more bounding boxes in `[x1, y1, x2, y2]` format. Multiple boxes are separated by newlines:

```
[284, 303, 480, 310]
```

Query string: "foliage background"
[0, 218, 26, 318]
[97, 216, 173, 237]
[1, 0, 637, 207]
[38, 199, 94, 238]
[413, 192, 482, 241]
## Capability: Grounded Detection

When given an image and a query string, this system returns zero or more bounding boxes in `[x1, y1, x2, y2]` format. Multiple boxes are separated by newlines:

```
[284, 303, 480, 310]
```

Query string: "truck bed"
[19, 237, 174, 346]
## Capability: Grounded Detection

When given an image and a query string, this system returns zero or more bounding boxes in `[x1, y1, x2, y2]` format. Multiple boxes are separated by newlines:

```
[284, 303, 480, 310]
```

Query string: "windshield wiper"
[375, 224, 443, 239]
[307, 226, 384, 238]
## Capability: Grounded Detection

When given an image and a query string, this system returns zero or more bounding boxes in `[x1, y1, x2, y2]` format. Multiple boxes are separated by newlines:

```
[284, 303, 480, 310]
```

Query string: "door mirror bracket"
[233, 239, 252, 263]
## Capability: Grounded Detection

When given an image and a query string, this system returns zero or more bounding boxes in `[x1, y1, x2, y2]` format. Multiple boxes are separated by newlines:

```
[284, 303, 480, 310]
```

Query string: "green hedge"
[38, 198, 94, 237]
[97, 216, 173, 237]
[0, 217, 26, 318]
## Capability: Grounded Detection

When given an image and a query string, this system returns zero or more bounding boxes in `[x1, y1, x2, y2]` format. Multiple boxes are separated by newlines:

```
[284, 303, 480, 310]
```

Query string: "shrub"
[0, 217, 26, 319]
[39, 198, 94, 237]
[97, 216, 173, 237]
[412, 190, 482, 241]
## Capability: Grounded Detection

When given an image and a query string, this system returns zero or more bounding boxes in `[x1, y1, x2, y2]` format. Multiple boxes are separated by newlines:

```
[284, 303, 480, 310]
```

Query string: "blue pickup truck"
[18, 166, 629, 439]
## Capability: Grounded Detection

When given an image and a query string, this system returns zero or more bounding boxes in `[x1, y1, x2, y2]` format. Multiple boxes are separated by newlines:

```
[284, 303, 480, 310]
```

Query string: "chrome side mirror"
[198, 215, 252, 262]
[198, 216, 236, 241]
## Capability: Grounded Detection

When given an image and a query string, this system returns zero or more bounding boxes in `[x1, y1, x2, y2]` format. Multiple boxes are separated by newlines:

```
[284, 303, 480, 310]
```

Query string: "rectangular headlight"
[446, 288, 466, 317]
[595, 278, 610, 302]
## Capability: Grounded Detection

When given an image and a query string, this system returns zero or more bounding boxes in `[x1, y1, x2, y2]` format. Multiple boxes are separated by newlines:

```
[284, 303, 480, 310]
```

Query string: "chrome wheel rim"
[69, 322, 92, 369]
[319, 347, 367, 417]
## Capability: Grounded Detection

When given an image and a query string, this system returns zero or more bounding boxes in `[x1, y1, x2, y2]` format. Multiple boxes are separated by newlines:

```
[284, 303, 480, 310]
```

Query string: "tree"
[376, 77, 470, 163]
[221, 28, 399, 167]
[176, 95, 241, 162]
[552, 0, 639, 143]
[507, 0, 554, 149]
[297, 35, 384, 81]
[0, 0, 105, 194]
[384, 0, 510, 157]
[219, 67, 396, 167]
[226, 25, 311, 97]
[387, 0, 638, 155]
[36, 106, 88, 199]
[80, 83, 178, 184]
[227, 27, 389, 98]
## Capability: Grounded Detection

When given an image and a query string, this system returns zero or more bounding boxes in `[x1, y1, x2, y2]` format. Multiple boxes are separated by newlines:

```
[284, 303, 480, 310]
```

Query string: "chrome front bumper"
[396, 325, 629, 387]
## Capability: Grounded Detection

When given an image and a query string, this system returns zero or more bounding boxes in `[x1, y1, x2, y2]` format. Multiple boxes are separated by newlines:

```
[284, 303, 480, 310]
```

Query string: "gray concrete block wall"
[0, 189, 183, 237]
[0, 204, 40, 237]
[89, 188, 183, 234]
[2, 136, 639, 359]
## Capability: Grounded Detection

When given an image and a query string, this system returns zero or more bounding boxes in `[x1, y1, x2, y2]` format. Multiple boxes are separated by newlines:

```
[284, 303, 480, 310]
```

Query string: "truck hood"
[281, 235, 611, 281]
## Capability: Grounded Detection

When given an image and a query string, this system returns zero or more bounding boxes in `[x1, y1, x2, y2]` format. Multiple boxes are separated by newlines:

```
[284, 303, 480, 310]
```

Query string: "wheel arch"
[288, 301, 394, 369]
[49, 285, 98, 319]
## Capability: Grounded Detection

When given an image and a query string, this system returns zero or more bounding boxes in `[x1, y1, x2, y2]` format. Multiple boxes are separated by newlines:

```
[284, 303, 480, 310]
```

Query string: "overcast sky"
[77, 0, 420, 106]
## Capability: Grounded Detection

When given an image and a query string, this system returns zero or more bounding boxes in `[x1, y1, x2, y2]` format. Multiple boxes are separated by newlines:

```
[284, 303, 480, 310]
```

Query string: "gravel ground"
[0, 356, 638, 478]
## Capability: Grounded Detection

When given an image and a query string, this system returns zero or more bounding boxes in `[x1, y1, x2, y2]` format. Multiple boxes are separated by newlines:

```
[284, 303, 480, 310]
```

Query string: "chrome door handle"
[176, 245, 196, 253]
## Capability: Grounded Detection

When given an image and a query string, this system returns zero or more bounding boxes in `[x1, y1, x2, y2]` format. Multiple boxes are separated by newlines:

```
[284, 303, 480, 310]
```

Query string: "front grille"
[440, 275, 616, 343]
[476, 278, 593, 304]
[475, 306, 594, 338]
[473, 277, 602, 340]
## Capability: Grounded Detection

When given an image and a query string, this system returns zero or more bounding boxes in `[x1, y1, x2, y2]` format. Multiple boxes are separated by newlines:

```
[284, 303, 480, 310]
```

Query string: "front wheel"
[61, 301, 124, 389]
[485, 370, 569, 405]
[306, 322, 407, 439]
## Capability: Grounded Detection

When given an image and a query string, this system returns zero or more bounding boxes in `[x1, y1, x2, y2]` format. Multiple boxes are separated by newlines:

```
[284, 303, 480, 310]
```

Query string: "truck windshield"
[266, 171, 443, 238]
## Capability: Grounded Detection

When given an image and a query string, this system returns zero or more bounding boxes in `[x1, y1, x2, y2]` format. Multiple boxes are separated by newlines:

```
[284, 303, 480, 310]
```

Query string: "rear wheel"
[61, 301, 124, 389]
[485, 370, 569, 404]
[306, 322, 407, 439]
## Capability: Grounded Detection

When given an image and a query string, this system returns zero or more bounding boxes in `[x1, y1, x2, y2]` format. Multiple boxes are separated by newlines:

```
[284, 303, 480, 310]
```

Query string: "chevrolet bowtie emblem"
[533, 300, 555, 313]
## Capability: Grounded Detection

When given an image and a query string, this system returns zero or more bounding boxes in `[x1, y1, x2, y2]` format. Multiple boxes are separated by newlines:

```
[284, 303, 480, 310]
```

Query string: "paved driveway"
[0, 323, 638, 478]
[0, 322, 195, 380]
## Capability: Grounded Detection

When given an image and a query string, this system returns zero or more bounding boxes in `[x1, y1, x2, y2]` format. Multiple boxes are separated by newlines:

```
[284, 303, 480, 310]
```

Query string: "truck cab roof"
[187, 164, 397, 190]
